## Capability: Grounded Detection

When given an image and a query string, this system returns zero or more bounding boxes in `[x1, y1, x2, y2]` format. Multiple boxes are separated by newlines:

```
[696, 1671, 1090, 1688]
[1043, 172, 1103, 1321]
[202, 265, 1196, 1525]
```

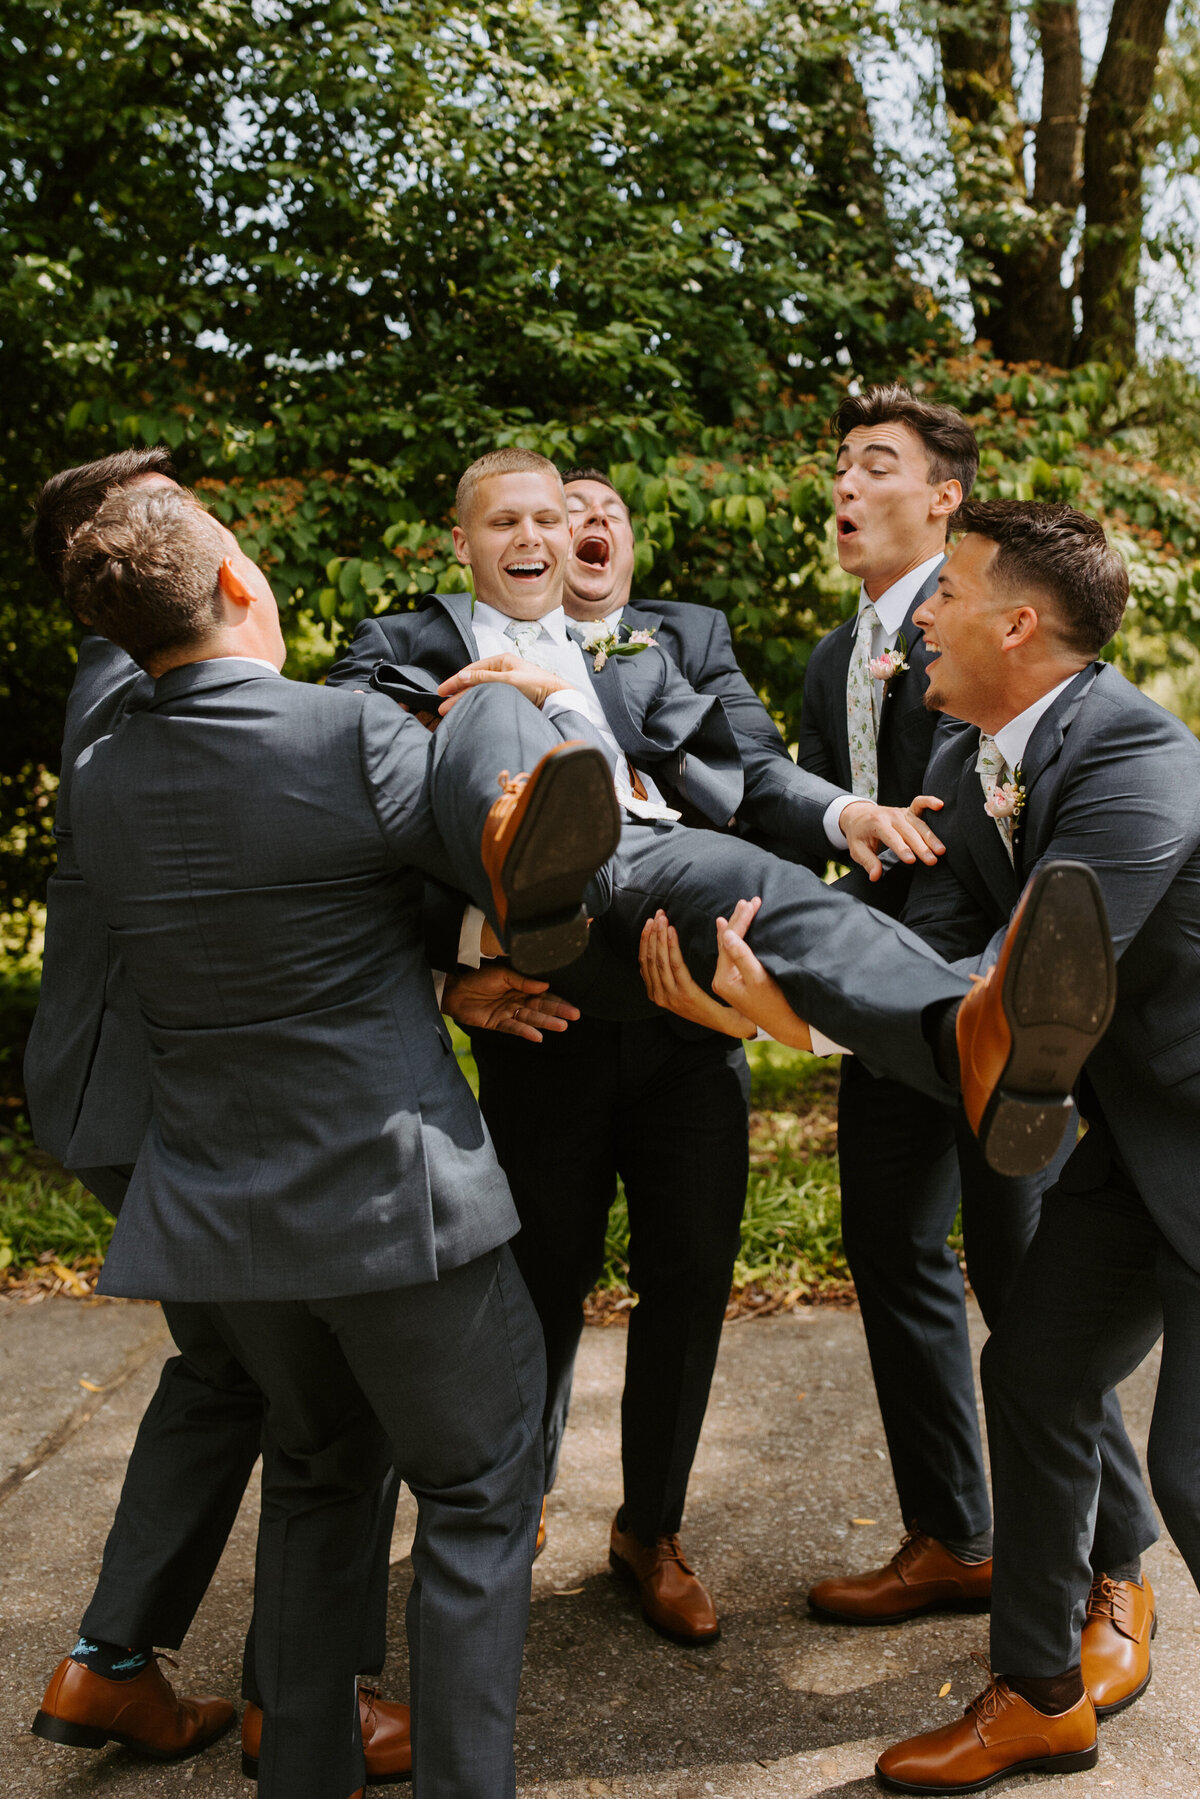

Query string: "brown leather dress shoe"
[808, 1531, 991, 1624]
[876, 1678, 1098, 1794]
[956, 861, 1115, 1177]
[610, 1517, 719, 1645]
[242, 1684, 411, 1783]
[31, 1656, 235, 1761]
[534, 1496, 547, 1561]
[481, 742, 621, 974]
[1082, 1573, 1156, 1717]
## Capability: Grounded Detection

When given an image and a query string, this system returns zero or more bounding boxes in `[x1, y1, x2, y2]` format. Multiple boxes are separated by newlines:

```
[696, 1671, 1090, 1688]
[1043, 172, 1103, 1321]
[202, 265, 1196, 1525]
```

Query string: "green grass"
[0, 1170, 114, 1273]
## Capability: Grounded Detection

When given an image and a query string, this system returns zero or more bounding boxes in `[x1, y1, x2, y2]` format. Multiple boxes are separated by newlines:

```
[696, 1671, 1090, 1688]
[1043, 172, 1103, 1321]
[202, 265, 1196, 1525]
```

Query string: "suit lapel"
[956, 749, 1021, 911]
[877, 561, 942, 744]
[427, 590, 480, 664]
[1012, 663, 1100, 872]
[823, 620, 856, 790]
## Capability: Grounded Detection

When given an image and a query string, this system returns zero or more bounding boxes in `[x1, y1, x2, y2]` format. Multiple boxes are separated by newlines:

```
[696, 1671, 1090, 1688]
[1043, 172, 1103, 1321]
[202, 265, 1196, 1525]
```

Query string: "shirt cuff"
[810, 1027, 851, 1057]
[823, 792, 857, 851]
[457, 905, 489, 969]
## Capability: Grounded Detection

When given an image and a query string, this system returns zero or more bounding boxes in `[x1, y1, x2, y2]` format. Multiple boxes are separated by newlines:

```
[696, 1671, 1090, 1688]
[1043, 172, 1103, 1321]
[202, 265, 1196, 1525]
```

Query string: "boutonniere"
[868, 634, 910, 685]
[579, 621, 657, 673]
[984, 764, 1026, 826]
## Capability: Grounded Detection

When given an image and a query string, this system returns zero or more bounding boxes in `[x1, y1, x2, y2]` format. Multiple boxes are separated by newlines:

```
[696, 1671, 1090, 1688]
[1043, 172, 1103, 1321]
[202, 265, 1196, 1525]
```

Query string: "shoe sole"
[808, 1593, 990, 1625]
[608, 1549, 721, 1646]
[1094, 1611, 1156, 1719]
[875, 1742, 1099, 1795]
[241, 1749, 411, 1784]
[501, 745, 622, 976]
[31, 1707, 236, 1762]
[976, 862, 1116, 1178]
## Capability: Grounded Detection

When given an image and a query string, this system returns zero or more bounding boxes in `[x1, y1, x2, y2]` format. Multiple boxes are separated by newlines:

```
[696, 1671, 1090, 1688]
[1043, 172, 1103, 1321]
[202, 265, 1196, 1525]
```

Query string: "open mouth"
[574, 533, 611, 570]
[505, 561, 549, 582]
[836, 517, 859, 539]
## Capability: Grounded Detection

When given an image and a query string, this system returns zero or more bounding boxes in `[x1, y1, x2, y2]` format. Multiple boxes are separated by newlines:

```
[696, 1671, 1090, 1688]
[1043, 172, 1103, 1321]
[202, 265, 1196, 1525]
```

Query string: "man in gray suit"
[720, 502, 1196, 1795]
[59, 479, 624, 1799]
[27, 452, 576, 1778]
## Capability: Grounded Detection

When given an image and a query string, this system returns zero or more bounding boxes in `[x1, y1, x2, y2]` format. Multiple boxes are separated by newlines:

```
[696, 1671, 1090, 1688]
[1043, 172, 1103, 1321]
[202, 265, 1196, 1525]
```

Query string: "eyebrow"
[838, 441, 901, 461]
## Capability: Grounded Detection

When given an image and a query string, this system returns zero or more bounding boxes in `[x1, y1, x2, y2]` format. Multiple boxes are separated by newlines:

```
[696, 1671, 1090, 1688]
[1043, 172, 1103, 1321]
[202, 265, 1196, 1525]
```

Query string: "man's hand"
[638, 910, 757, 1039]
[437, 654, 574, 715]
[441, 966, 580, 1042]
[710, 897, 814, 1051]
[840, 795, 945, 883]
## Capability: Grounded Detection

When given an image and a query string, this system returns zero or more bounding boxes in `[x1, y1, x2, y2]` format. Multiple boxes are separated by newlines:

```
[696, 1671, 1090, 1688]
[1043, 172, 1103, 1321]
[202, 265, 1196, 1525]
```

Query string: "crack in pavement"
[0, 1333, 166, 1509]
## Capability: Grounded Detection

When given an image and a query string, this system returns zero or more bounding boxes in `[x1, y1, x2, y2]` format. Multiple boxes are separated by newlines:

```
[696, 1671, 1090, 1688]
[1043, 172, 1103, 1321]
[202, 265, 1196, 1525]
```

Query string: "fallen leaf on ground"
[553, 1587, 584, 1597]
[851, 1517, 877, 1525]
[939, 1681, 952, 1697]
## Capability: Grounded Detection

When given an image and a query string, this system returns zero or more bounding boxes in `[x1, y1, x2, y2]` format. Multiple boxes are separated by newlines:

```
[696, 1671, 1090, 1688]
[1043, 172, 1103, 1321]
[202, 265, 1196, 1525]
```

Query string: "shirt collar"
[991, 674, 1078, 770]
[858, 552, 945, 637]
[193, 654, 282, 676]
[472, 598, 570, 645]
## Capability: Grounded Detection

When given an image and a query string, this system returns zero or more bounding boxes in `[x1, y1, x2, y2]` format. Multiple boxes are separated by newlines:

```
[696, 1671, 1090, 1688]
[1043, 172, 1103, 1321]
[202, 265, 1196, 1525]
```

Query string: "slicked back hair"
[953, 499, 1128, 657]
[455, 448, 564, 527]
[31, 448, 178, 594]
[62, 484, 226, 670]
[833, 384, 979, 497]
[560, 465, 619, 495]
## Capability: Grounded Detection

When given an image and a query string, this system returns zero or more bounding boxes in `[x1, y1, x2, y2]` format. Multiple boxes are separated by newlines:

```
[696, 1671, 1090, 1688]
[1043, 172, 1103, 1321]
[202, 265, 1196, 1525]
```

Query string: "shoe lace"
[892, 1528, 930, 1572]
[358, 1683, 378, 1734]
[965, 1653, 1008, 1725]
[495, 769, 530, 798]
[1087, 1573, 1119, 1621]
[657, 1534, 695, 1574]
[152, 1652, 179, 1675]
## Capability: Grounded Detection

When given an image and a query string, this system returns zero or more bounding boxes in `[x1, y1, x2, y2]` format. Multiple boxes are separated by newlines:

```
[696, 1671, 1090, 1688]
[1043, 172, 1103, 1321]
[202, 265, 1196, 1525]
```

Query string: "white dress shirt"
[822, 552, 945, 850]
[990, 674, 1078, 774]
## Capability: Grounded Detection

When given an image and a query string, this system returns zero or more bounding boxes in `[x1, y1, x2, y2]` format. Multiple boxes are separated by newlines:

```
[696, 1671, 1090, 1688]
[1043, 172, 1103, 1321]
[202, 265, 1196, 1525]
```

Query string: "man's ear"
[451, 524, 473, 568]
[1001, 604, 1040, 652]
[218, 557, 254, 607]
[930, 478, 962, 521]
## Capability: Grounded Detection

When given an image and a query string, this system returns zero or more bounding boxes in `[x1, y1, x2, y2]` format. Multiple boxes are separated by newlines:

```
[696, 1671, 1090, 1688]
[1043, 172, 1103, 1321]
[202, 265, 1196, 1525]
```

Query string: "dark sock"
[69, 1636, 153, 1682]
[939, 1527, 993, 1565]
[1005, 1668, 1086, 1714]
[927, 1000, 961, 1088]
[1101, 1558, 1142, 1585]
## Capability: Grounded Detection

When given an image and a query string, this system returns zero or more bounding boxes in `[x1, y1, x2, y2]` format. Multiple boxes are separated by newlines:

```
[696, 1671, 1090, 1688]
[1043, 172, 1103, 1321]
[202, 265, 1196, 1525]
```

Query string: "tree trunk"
[939, 0, 1082, 365]
[1078, 0, 1170, 367]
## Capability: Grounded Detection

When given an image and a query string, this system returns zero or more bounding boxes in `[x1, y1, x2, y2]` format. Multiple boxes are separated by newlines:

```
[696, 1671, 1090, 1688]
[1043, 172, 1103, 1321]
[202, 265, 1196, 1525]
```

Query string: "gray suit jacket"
[71, 660, 517, 1302]
[24, 637, 153, 1172]
[902, 662, 1200, 1273]
[328, 591, 844, 857]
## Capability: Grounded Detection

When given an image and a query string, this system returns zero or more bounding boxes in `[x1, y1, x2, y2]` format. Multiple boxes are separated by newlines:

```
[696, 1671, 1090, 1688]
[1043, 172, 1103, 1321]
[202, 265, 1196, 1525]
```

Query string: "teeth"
[506, 563, 546, 575]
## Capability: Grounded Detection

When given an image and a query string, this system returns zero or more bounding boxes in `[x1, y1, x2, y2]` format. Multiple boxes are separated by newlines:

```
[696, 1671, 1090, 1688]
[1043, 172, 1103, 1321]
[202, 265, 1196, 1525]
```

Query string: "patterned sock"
[1102, 1558, 1142, 1584]
[69, 1636, 153, 1682]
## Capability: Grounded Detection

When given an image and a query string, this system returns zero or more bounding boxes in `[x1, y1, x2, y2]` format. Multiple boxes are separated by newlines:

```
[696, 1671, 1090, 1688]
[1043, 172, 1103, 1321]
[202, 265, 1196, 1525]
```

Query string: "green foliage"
[0, 1171, 114, 1271]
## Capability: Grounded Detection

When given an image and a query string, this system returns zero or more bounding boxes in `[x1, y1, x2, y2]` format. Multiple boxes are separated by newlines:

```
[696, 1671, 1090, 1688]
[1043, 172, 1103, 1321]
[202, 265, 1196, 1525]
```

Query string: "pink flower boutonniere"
[984, 767, 1026, 826]
[580, 621, 658, 673]
[868, 633, 909, 685]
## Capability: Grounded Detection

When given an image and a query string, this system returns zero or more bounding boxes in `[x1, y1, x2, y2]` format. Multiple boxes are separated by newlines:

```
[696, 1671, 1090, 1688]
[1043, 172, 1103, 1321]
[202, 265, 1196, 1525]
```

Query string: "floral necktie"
[976, 733, 1015, 861]
[504, 619, 548, 662]
[846, 601, 881, 799]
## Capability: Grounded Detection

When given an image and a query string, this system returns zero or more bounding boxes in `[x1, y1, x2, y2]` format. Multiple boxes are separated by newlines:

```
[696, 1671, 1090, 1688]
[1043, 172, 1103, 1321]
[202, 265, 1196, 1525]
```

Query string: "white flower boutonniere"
[984, 765, 1026, 826]
[579, 621, 658, 673]
[868, 633, 910, 685]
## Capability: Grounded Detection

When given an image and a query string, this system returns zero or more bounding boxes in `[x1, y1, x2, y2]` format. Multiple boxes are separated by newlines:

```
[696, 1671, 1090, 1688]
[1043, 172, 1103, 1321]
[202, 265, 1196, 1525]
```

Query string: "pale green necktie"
[846, 601, 881, 799]
[976, 733, 1015, 861]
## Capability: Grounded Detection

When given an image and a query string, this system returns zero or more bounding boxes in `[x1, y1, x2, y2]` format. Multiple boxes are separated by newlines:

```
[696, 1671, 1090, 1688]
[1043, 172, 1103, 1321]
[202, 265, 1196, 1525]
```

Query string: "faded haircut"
[455, 448, 564, 527]
[952, 499, 1128, 657]
[62, 484, 226, 670]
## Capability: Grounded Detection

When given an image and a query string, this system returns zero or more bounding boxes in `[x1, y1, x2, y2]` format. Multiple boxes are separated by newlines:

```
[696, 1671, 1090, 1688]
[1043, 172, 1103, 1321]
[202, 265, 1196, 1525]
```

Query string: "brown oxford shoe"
[610, 1517, 720, 1645]
[876, 1677, 1098, 1794]
[956, 861, 1115, 1178]
[808, 1530, 991, 1624]
[534, 1496, 547, 1561]
[1082, 1573, 1156, 1718]
[31, 1655, 235, 1761]
[242, 1684, 411, 1783]
[481, 742, 621, 975]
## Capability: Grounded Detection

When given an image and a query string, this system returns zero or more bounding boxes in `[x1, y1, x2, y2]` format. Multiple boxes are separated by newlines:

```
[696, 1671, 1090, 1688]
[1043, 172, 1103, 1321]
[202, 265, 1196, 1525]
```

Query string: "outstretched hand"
[441, 965, 580, 1042]
[711, 897, 814, 1051]
[437, 654, 573, 715]
[638, 909, 757, 1039]
[840, 795, 945, 882]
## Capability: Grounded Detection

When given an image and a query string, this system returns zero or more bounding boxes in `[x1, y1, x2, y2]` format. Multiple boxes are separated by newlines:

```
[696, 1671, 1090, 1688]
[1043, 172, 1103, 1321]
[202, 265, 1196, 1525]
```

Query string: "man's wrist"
[823, 792, 858, 851]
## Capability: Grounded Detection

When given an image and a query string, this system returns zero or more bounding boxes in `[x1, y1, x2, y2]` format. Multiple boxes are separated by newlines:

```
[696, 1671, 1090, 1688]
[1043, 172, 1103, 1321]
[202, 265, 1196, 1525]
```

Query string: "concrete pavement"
[1, 1292, 1195, 1797]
